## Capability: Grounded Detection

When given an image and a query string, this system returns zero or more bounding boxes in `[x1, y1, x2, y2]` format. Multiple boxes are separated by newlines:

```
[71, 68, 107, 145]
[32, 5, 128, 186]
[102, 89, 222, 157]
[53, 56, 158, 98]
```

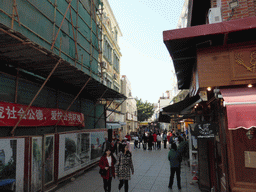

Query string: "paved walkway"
[53, 143, 200, 192]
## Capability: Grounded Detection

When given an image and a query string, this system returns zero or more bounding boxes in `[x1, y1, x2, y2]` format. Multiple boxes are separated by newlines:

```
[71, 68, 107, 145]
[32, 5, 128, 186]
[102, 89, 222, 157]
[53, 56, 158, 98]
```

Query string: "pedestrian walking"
[167, 132, 171, 144]
[115, 144, 134, 192]
[153, 132, 157, 150]
[168, 143, 181, 190]
[157, 133, 162, 149]
[134, 134, 139, 149]
[138, 134, 142, 149]
[122, 138, 131, 152]
[110, 139, 115, 153]
[99, 148, 116, 192]
[113, 139, 121, 156]
[174, 134, 179, 147]
[142, 133, 147, 150]
[125, 134, 131, 141]
[169, 132, 174, 144]
[148, 132, 153, 150]
[102, 137, 111, 154]
[168, 140, 188, 190]
[163, 132, 168, 149]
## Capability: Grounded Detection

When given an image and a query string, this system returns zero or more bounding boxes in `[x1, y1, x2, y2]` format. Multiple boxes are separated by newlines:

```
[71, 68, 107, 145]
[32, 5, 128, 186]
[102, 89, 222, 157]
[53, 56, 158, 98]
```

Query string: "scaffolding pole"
[83, 88, 108, 125]
[95, 98, 125, 126]
[54, 77, 92, 128]
[106, 99, 126, 118]
[51, 0, 72, 50]
[69, 6, 78, 64]
[94, 98, 114, 127]
[11, 0, 20, 29]
[10, 59, 62, 136]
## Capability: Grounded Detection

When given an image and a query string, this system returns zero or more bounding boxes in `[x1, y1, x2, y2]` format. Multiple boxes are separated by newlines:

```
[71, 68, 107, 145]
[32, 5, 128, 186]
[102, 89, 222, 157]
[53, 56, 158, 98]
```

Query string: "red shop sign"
[0, 102, 85, 127]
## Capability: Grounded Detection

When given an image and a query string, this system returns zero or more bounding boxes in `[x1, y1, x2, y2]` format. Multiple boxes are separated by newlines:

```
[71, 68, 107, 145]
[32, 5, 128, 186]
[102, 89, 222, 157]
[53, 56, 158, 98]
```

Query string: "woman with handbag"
[99, 148, 116, 192]
[115, 144, 134, 192]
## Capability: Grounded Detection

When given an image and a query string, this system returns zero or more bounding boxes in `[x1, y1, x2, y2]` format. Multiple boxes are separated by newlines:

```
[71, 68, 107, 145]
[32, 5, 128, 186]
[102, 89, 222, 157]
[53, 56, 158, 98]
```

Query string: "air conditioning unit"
[208, 7, 222, 24]
[113, 73, 117, 80]
[101, 61, 107, 69]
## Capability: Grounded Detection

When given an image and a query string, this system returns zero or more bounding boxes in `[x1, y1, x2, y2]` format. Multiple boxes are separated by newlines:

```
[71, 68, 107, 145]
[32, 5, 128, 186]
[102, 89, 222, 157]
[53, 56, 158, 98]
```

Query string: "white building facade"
[121, 75, 138, 136]
[101, 0, 125, 134]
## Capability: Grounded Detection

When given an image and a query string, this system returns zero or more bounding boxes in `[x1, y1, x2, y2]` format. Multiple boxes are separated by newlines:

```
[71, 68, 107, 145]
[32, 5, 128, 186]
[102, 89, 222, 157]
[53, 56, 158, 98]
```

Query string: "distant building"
[100, 0, 122, 91]
[177, 0, 189, 29]
[121, 75, 138, 136]
[101, 0, 126, 136]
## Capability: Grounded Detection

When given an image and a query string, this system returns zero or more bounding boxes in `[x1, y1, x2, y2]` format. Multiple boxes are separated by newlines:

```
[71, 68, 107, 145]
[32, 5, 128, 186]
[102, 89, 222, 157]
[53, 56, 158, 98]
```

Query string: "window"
[114, 28, 118, 42]
[114, 85, 119, 92]
[113, 52, 119, 72]
[105, 78, 112, 88]
[103, 37, 112, 63]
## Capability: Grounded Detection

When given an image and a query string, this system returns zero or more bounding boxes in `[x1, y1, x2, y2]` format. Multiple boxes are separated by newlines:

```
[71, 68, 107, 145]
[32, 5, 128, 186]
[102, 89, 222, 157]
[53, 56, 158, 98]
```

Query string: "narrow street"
[53, 143, 200, 192]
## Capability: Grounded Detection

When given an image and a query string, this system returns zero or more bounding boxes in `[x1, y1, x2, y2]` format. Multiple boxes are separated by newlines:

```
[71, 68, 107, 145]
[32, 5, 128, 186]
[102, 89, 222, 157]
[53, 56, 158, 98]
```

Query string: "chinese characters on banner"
[0, 102, 85, 127]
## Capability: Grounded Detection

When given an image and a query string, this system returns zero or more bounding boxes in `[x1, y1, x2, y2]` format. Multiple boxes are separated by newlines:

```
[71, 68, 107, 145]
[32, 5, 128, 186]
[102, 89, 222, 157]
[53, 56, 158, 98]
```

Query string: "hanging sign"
[0, 101, 85, 127]
[191, 122, 218, 138]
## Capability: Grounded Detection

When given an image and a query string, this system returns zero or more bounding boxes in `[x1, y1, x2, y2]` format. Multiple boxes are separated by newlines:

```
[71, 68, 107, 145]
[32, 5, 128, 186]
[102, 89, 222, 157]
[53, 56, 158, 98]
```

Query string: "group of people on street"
[99, 137, 134, 192]
[99, 131, 188, 191]
[137, 131, 169, 150]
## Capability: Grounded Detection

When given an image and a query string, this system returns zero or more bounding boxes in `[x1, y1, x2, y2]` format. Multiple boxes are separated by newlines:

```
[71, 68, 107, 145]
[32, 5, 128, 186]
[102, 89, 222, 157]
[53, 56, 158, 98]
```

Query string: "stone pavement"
[53, 143, 200, 192]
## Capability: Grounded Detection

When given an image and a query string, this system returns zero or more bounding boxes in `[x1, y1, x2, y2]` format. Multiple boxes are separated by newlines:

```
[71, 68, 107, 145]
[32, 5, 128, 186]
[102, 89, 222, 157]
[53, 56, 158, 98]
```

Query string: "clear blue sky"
[108, 0, 185, 103]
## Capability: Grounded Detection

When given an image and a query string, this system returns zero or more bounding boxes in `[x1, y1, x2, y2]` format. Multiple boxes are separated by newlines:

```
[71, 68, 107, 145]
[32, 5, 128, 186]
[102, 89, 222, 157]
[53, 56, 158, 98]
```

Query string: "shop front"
[163, 16, 256, 192]
[220, 87, 256, 192]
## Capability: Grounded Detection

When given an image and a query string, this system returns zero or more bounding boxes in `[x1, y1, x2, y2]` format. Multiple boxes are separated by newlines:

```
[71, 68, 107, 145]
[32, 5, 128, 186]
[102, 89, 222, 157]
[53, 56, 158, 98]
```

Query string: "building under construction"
[0, 0, 125, 191]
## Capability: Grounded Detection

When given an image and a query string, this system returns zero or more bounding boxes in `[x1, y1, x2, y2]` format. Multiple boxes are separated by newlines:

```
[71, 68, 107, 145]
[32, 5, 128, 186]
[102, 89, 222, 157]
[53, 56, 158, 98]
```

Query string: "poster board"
[44, 135, 54, 185]
[58, 132, 91, 179]
[0, 138, 25, 192]
[90, 131, 106, 160]
[31, 137, 43, 192]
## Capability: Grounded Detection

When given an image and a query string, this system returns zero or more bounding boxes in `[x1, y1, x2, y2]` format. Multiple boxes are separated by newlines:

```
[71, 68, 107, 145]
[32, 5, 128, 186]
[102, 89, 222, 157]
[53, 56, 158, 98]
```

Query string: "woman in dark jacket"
[115, 144, 134, 192]
[148, 133, 154, 150]
[168, 141, 188, 190]
[99, 148, 116, 192]
[142, 133, 147, 150]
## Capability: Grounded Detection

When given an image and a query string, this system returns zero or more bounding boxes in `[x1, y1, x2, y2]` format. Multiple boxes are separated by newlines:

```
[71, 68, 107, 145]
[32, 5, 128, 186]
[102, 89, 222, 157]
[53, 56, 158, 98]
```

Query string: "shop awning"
[139, 122, 149, 126]
[158, 95, 201, 123]
[162, 95, 201, 115]
[163, 16, 256, 89]
[158, 112, 171, 123]
[106, 123, 121, 129]
[220, 87, 256, 130]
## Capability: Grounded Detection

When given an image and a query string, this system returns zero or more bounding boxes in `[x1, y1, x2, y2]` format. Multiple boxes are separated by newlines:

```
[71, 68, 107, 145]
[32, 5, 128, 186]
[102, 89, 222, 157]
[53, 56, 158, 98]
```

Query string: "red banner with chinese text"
[0, 102, 85, 127]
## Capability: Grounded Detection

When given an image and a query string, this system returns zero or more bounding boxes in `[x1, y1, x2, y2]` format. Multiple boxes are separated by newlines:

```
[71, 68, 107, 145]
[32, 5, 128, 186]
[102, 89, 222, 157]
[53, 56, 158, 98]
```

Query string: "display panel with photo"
[58, 132, 90, 179]
[44, 135, 54, 185]
[90, 131, 106, 160]
[31, 137, 42, 192]
[0, 138, 24, 192]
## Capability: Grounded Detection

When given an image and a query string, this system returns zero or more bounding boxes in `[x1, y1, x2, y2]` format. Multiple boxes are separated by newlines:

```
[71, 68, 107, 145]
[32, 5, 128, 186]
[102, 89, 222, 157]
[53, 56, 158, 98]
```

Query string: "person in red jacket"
[99, 148, 116, 192]
[153, 132, 157, 150]
[125, 134, 131, 141]
[167, 132, 171, 144]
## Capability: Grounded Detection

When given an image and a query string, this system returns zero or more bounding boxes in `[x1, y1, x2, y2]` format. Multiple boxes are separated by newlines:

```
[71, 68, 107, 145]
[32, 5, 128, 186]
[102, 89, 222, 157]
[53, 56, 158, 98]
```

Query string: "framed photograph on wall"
[0, 138, 25, 192]
[31, 137, 42, 192]
[44, 135, 54, 185]
[58, 132, 91, 179]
